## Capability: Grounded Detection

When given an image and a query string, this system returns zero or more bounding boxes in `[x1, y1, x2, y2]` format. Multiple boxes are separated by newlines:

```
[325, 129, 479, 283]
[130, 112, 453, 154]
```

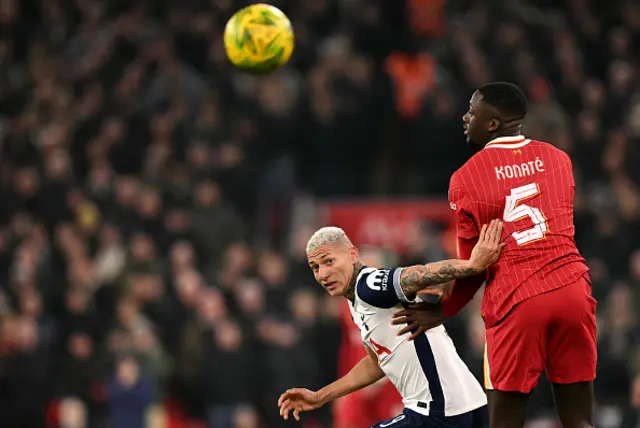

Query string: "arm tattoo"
[400, 264, 478, 297]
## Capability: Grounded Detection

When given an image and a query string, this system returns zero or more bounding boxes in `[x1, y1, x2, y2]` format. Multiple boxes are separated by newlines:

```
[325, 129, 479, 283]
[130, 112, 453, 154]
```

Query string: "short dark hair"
[478, 82, 528, 120]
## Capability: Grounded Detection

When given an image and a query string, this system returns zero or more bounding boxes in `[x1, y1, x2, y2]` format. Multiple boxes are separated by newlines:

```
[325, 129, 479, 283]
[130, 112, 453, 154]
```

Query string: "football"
[223, 3, 295, 74]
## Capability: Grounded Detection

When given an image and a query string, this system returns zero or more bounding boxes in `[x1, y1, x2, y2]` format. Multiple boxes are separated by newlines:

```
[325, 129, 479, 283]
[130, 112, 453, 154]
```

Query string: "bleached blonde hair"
[305, 226, 353, 254]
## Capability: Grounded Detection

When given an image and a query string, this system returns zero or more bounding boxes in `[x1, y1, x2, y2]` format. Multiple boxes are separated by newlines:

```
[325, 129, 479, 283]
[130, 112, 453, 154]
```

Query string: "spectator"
[1, 0, 639, 426]
[202, 319, 257, 428]
[106, 356, 155, 428]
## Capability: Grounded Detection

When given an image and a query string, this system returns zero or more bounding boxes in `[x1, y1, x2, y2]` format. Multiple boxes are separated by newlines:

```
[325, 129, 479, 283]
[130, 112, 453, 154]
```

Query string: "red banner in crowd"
[322, 199, 454, 253]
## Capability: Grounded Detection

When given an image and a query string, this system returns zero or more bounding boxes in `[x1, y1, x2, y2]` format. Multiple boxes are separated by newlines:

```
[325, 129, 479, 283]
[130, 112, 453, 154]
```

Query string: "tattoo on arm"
[399, 264, 478, 298]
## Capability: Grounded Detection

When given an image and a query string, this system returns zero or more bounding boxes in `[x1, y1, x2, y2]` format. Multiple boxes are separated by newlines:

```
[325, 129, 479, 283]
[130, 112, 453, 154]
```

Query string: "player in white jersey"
[278, 220, 505, 428]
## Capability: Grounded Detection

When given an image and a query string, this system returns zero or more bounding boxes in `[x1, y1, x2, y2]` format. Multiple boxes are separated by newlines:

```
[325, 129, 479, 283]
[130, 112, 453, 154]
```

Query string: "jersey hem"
[405, 399, 488, 418]
[484, 267, 589, 327]
[443, 399, 488, 417]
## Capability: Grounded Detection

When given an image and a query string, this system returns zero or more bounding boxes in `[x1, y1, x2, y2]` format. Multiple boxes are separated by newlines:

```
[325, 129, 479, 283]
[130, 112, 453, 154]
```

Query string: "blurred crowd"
[1, 0, 640, 427]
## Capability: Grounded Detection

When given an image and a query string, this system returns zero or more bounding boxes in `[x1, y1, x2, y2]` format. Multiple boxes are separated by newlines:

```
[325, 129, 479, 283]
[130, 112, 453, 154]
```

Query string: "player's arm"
[315, 345, 384, 403]
[396, 219, 503, 301]
[391, 234, 488, 340]
[391, 174, 493, 340]
[356, 220, 501, 310]
[278, 345, 383, 421]
[440, 236, 487, 317]
[438, 172, 489, 316]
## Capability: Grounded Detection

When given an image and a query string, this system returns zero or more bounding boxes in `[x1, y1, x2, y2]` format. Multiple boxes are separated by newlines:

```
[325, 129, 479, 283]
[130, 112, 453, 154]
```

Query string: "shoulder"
[450, 168, 464, 186]
[356, 267, 401, 309]
[450, 165, 471, 191]
[549, 144, 572, 165]
[530, 139, 571, 158]
[454, 149, 498, 181]
[531, 140, 573, 167]
[449, 164, 475, 204]
[356, 267, 395, 294]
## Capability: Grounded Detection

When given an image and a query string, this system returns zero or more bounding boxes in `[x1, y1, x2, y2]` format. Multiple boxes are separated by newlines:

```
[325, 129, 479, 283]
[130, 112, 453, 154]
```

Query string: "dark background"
[1, 0, 639, 427]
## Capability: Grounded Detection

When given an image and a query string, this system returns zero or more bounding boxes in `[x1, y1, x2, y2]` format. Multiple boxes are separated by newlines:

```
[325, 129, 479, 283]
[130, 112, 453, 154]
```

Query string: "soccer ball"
[223, 3, 295, 74]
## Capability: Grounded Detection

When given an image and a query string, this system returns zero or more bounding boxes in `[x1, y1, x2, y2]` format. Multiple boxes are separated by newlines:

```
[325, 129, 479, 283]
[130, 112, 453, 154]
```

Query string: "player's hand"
[469, 219, 505, 271]
[391, 302, 445, 341]
[278, 388, 323, 421]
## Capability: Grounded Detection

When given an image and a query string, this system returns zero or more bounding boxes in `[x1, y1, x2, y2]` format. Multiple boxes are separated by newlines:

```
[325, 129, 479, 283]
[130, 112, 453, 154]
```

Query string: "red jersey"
[443, 135, 589, 327]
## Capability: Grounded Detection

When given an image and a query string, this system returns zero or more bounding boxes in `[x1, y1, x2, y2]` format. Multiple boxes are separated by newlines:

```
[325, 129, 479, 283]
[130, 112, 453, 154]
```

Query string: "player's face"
[307, 244, 359, 297]
[463, 92, 495, 148]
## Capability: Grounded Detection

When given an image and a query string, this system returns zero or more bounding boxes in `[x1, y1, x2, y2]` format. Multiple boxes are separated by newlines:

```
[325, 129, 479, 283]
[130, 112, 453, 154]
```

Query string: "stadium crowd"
[1, 0, 639, 427]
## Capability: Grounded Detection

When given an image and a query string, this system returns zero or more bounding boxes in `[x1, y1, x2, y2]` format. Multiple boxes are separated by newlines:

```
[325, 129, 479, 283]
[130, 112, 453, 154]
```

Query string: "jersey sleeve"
[449, 171, 479, 240]
[441, 172, 485, 317]
[440, 238, 486, 317]
[356, 267, 407, 308]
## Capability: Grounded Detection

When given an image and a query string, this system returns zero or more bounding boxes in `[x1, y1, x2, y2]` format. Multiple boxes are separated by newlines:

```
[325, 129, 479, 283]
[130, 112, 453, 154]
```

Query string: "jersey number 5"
[503, 183, 548, 245]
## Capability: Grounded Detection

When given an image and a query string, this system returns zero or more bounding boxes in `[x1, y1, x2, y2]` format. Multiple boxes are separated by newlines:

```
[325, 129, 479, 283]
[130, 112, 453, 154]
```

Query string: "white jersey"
[349, 266, 487, 417]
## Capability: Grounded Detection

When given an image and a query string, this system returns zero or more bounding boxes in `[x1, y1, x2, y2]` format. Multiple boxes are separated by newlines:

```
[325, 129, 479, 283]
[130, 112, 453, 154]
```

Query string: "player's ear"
[348, 246, 359, 262]
[488, 118, 500, 132]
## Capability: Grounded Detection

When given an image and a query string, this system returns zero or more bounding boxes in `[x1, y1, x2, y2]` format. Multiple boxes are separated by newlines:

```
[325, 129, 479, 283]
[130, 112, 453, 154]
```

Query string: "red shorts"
[484, 274, 597, 393]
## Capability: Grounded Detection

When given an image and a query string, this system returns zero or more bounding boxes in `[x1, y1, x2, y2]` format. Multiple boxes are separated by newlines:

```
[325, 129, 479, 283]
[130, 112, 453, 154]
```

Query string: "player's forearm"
[315, 355, 384, 405]
[440, 237, 486, 316]
[441, 276, 484, 317]
[399, 259, 479, 298]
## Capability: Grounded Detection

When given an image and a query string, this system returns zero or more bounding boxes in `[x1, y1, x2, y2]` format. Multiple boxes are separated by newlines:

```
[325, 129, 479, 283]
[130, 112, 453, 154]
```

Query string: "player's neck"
[486, 128, 522, 146]
[344, 261, 365, 302]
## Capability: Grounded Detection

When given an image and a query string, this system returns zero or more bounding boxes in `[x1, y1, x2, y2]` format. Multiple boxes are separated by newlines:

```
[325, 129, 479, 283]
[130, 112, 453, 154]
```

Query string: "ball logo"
[449, 202, 457, 211]
[366, 269, 389, 291]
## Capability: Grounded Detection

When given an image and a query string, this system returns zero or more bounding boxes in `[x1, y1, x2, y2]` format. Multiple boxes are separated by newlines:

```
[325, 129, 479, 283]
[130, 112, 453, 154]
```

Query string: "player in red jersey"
[392, 82, 596, 428]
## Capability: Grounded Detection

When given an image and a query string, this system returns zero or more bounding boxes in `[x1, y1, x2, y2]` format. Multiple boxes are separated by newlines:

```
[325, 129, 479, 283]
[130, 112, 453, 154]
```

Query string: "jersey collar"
[484, 135, 530, 149]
